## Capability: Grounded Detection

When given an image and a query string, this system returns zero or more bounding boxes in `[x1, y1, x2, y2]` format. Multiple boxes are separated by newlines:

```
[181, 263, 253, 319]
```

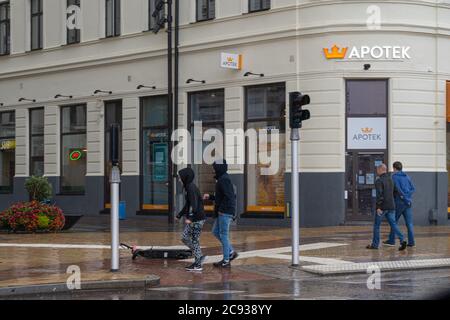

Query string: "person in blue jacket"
[384, 162, 416, 248]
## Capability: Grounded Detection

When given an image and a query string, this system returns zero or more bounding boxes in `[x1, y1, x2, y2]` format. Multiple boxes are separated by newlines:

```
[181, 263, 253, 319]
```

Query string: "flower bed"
[0, 201, 65, 233]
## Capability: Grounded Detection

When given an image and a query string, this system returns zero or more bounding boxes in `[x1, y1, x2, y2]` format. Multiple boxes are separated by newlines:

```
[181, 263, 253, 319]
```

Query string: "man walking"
[204, 160, 239, 268]
[367, 164, 407, 251]
[384, 162, 416, 247]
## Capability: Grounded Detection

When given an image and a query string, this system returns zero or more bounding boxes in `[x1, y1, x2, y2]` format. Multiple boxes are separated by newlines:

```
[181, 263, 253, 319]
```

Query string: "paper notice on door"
[366, 173, 375, 185]
[358, 176, 365, 185]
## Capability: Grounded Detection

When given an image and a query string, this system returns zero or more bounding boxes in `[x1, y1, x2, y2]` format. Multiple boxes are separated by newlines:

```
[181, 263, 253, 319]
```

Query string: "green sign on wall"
[153, 143, 168, 182]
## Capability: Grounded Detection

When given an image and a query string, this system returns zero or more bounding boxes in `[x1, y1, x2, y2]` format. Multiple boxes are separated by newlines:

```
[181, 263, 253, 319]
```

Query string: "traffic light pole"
[110, 165, 120, 272]
[291, 128, 300, 267]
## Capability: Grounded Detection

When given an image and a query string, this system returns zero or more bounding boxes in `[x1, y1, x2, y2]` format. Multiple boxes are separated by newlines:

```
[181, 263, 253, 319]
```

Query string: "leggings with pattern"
[182, 220, 205, 262]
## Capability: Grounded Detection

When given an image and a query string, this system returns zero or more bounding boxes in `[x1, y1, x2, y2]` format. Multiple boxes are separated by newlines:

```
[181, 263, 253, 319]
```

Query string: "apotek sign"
[220, 53, 242, 70]
[324, 45, 411, 60]
[347, 118, 387, 150]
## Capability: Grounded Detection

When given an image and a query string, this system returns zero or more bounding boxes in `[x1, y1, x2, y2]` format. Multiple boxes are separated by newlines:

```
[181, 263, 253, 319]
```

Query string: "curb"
[0, 275, 160, 298]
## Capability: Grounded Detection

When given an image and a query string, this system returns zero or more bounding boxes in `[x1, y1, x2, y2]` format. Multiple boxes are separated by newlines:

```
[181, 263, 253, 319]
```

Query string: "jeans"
[372, 210, 404, 248]
[182, 220, 205, 263]
[388, 202, 415, 246]
[212, 213, 234, 262]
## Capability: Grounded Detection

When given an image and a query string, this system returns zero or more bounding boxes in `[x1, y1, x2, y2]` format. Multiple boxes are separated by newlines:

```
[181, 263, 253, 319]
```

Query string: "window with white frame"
[106, 0, 121, 37]
[249, 0, 270, 13]
[30, 0, 43, 50]
[197, 0, 215, 22]
[0, 1, 10, 55]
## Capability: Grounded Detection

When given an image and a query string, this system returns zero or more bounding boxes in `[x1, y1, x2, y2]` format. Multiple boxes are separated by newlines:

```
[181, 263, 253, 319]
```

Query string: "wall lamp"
[18, 98, 36, 103]
[137, 85, 156, 90]
[244, 72, 264, 78]
[0, 103, 3, 107]
[54, 94, 73, 99]
[94, 90, 113, 95]
[364, 64, 371, 71]
[186, 79, 206, 84]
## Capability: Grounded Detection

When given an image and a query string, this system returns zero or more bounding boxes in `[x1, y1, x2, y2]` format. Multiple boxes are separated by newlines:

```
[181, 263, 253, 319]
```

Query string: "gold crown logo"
[227, 57, 234, 62]
[361, 128, 373, 134]
[323, 45, 348, 59]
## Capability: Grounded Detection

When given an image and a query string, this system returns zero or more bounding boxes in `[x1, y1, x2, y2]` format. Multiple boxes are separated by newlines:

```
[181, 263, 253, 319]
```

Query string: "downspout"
[174, 0, 179, 215]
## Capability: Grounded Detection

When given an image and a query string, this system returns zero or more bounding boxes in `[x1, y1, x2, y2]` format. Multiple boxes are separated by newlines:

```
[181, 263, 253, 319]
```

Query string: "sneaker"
[230, 252, 239, 262]
[399, 241, 408, 251]
[382, 241, 395, 247]
[185, 263, 196, 270]
[219, 261, 231, 268]
[366, 244, 378, 250]
[186, 263, 203, 272]
[407, 244, 416, 248]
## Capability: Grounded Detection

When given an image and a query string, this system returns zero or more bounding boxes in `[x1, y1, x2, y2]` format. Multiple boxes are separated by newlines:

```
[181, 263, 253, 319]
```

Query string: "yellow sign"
[0, 140, 16, 150]
[323, 45, 348, 59]
[221, 53, 243, 70]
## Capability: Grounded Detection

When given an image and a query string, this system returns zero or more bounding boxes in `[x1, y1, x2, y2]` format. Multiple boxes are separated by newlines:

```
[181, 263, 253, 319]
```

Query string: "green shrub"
[37, 215, 50, 230]
[25, 176, 53, 202]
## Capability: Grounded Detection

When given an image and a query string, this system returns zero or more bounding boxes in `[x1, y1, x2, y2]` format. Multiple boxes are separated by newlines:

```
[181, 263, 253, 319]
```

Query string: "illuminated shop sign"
[0, 140, 16, 150]
[221, 53, 243, 70]
[324, 45, 411, 60]
[347, 118, 387, 150]
[69, 149, 84, 161]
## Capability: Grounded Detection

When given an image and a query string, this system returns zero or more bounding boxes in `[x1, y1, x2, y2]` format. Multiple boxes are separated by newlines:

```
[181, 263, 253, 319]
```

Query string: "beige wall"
[0, 0, 449, 178]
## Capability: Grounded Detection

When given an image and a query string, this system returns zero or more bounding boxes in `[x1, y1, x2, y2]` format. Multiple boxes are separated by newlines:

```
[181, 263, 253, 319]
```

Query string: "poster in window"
[153, 143, 168, 182]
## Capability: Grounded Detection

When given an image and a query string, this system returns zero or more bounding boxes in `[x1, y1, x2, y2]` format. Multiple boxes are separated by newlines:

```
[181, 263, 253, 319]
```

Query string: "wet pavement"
[0, 216, 449, 300]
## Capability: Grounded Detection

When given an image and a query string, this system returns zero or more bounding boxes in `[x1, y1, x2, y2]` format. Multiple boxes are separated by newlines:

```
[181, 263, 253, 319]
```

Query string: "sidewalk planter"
[0, 201, 65, 233]
[62, 215, 84, 231]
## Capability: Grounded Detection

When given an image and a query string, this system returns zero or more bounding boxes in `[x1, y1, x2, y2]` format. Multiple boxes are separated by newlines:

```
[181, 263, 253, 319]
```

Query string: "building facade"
[0, 0, 449, 227]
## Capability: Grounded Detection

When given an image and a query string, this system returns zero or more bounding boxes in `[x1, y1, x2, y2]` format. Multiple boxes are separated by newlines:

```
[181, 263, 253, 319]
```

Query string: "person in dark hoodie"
[367, 163, 407, 251]
[176, 167, 206, 272]
[203, 159, 239, 268]
[383, 161, 416, 247]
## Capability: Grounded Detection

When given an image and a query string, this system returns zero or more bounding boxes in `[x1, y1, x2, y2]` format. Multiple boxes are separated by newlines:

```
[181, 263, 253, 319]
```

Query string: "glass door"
[346, 151, 386, 221]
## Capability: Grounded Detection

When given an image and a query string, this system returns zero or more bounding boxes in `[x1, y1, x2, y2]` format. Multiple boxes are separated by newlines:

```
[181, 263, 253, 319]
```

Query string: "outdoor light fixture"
[0, 103, 3, 107]
[364, 64, 371, 71]
[94, 90, 113, 95]
[244, 72, 264, 77]
[54, 94, 73, 99]
[18, 98, 36, 103]
[186, 79, 206, 84]
[137, 85, 157, 90]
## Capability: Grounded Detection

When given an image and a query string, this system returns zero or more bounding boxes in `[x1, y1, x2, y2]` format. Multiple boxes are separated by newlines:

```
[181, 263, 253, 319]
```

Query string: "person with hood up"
[383, 161, 416, 248]
[176, 167, 206, 272]
[203, 160, 239, 268]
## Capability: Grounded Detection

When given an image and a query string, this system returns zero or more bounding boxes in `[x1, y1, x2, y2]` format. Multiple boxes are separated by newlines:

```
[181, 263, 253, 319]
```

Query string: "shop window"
[106, 0, 121, 37]
[67, 0, 81, 44]
[249, 0, 270, 13]
[29, 108, 44, 176]
[0, 111, 15, 194]
[60, 105, 87, 194]
[0, 1, 10, 55]
[149, 0, 165, 31]
[197, 0, 215, 22]
[104, 100, 122, 207]
[189, 89, 224, 211]
[141, 95, 169, 211]
[245, 83, 286, 213]
[30, 0, 43, 50]
[346, 80, 388, 116]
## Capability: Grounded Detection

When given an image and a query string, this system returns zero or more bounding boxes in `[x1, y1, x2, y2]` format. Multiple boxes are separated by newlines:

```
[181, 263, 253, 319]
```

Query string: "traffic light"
[289, 92, 311, 129]
[152, 0, 167, 34]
